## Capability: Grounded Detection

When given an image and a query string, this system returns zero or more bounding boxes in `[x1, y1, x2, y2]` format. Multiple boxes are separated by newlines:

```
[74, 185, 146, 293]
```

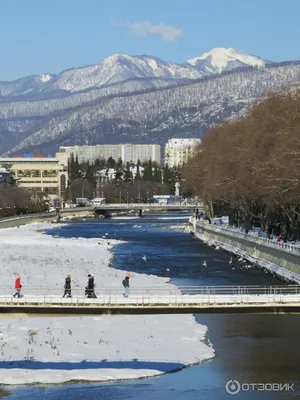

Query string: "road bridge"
[1, 285, 299, 317]
[58, 203, 202, 219]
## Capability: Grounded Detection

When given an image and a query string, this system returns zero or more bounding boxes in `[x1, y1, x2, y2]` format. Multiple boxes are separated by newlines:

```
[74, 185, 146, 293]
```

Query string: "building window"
[42, 170, 58, 177]
[60, 174, 66, 196]
[31, 170, 41, 177]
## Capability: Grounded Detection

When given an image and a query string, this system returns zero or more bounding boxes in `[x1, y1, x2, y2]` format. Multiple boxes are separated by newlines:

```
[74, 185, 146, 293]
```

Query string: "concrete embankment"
[190, 218, 300, 283]
[0, 212, 56, 229]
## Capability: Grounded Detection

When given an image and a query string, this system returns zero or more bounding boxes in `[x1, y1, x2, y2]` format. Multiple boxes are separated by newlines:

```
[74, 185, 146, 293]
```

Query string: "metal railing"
[196, 220, 300, 255]
[1, 285, 299, 307]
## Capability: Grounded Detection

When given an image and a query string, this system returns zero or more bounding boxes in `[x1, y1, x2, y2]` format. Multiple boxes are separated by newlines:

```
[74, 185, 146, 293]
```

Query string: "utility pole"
[96, 174, 100, 198]
[81, 178, 85, 198]
[138, 180, 140, 203]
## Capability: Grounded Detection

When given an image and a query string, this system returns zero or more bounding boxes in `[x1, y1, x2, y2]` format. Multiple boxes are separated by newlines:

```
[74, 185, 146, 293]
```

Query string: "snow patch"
[0, 222, 214, 384]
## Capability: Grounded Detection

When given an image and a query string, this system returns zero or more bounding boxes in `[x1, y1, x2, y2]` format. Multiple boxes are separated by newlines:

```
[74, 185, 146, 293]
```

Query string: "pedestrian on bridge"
[85, 274, 97, 298]
[62, 274, 72, 298]
[13, 275, 22, 298]
[122, 273, 130, 297]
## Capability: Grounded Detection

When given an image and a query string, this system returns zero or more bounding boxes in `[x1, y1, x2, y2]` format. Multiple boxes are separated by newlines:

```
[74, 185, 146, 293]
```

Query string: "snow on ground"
[0, 222, 214, 385]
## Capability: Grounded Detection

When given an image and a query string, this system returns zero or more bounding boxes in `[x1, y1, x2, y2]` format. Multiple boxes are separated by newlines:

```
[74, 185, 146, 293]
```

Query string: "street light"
[127, 191, 128, 205]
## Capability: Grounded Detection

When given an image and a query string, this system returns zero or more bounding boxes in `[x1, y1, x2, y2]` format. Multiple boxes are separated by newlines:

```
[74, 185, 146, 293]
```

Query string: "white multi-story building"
[0, 153, 69, 200]
[164, 138, 202, 167]
[59, 144, 161, 165]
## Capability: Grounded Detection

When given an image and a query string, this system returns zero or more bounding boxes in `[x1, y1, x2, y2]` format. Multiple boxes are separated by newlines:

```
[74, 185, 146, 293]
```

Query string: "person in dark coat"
[85, 274, 97, 298]
[122, 273, 130, 297]
[62, 274, 72, 297]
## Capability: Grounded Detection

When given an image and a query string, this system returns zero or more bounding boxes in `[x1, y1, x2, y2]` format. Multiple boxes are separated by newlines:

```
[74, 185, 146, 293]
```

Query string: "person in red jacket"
[13, 275, 22, 298]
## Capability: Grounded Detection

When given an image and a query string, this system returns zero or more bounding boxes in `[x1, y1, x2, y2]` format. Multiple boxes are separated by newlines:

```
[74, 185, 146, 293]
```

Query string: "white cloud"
[129, 21, 182, 42]
[111, 18, 182, 42]
[111, 17, 182, 42]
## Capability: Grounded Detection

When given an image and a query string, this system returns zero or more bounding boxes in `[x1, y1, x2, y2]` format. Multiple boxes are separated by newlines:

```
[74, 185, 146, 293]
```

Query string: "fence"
[1, 285, 300, 306]
[196, 220, 300, 255]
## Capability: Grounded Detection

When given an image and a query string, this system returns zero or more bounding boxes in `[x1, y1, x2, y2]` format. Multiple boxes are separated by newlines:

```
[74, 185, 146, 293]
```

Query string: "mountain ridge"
[0, 48, 272, 99]
[1, 49, 300, 157]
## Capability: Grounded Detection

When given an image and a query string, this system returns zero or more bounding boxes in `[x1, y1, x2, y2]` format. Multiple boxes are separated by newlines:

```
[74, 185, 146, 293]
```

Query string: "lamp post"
[127, 191, 129, 205]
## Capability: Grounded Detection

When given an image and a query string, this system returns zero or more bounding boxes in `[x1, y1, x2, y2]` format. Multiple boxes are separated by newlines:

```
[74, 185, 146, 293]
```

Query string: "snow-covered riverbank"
[0, 222, 214, 385]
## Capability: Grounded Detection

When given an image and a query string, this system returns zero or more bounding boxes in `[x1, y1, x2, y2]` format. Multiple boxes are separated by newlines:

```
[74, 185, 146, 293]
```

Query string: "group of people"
[13, 272, 131, 298]
[62, 273, 97, 298]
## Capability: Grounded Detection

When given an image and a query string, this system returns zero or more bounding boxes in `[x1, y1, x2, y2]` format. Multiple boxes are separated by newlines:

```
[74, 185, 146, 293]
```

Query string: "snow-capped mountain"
[4, 61, 300, 156]
[1, 47, 299, 156]
[187, 47, 269, 74]
[0, 48, 270, 99]
[0, 54, 205, 99]
[52, 54, 205, 92]
[0, 73, 55, 97]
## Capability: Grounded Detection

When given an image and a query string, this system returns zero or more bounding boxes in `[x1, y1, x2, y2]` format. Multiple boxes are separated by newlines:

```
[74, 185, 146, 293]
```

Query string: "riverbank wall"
[0, 212, 56, 229]
[190, 218, 300, 284]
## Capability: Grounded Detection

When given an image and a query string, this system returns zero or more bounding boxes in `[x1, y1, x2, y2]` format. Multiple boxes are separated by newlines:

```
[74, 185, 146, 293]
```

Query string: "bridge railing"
[196, 220, 300, 255]
[1, 285, 299, 306]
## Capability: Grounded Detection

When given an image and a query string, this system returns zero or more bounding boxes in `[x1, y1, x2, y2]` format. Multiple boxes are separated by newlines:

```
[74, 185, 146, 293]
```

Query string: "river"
[6, 212, 300, 399]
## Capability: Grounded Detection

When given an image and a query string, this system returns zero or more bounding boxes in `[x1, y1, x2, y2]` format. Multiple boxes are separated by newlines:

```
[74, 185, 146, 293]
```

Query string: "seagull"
[229, 257, 233, 265]
[238, 257, 243, 262]
[203, 260, 207, 267]
[142, 255, 147, 262]
[215, 246, 220, 250]
[166, 268, 170, 271]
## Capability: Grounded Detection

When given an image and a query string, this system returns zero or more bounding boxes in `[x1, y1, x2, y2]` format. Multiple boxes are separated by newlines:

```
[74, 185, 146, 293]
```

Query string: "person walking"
[62, 274, 72, 298]
[13, 275, 22, 298]
[122, 273, 130, 297]
[85, 274, 97, 298]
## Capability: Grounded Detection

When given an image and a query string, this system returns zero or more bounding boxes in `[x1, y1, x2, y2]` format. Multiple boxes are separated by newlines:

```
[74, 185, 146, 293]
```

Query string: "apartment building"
[0, 168, 10, 187]
[164, 138, 202, 168]
[0, 153, 69, 200]
[59, 144, 161, 165]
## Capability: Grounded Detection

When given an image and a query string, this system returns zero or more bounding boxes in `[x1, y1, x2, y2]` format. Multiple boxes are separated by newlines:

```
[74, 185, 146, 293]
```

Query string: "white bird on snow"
[142, 255, 147, 262]
[238, 257, 243, 262]
[229, 257, 233, 265]
[203, 260, 207, 267]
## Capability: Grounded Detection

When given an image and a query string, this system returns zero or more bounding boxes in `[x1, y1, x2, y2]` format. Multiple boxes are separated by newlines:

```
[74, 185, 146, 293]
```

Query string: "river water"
[6, 212, 300, 399]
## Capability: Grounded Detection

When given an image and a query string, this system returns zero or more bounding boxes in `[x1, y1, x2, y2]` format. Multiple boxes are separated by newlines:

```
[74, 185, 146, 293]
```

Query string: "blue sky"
[1, 0, 300, 80]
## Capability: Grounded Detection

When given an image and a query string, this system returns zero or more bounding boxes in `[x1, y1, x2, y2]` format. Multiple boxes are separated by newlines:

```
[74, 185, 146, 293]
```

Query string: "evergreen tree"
[135, 160, 142, 180]
[94, 157, 106, 170]
[124, 162, 133, 183]
[153, 165, 162, 183]
[142, 159, 153, 181]
[107, 157, 116, 169]
[116, 157, 123, 170]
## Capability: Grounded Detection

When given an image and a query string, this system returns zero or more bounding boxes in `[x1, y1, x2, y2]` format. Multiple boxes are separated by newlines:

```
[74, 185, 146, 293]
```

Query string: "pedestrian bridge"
[0, 286, 299, 317]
